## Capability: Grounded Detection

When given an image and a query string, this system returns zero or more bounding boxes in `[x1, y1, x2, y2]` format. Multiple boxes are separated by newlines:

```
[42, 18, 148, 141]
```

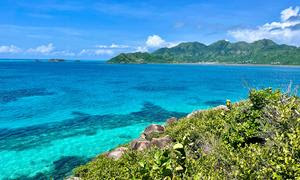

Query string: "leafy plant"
[74, 88, 300, 179]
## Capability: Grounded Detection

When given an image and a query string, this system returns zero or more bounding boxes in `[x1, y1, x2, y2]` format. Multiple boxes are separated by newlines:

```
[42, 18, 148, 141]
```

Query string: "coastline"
[1, 59, 299, 67]
[106, 61, 300, 68]
[71, 89, 300, 179]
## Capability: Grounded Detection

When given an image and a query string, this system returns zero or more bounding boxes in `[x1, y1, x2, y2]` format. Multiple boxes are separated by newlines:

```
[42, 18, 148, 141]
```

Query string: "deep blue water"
[0, 60, 299, 179]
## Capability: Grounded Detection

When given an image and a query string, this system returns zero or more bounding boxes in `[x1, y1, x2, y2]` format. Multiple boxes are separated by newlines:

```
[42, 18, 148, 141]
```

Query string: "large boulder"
[151, 136, 172, 148]
[166, 117, 178, 125]
[106, 147, 128, 160]
[131, 139, 151, 151]
[142, 124, 165, 140]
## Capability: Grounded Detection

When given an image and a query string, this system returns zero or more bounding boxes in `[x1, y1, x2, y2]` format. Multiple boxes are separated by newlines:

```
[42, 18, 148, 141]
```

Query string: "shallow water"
[0, 61, 299, 179]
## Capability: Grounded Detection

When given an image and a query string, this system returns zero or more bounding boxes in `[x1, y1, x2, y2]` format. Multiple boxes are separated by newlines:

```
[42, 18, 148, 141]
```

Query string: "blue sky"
[0, 0, 299, 60]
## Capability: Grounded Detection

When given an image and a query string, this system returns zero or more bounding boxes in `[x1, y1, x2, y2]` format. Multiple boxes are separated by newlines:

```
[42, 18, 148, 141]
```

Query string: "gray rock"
[144, 124, 165, 135]
[151, 136, 172, 148]
[166, 117, 178, 125]
[142, 124, 165, 140]
[106, 147, 128, 160]
[131, 139, 151, 151]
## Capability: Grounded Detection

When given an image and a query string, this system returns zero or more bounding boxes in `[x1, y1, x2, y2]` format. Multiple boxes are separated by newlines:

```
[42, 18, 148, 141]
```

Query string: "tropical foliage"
[74, 88, 300, 179]
[108, 39, 300, 65]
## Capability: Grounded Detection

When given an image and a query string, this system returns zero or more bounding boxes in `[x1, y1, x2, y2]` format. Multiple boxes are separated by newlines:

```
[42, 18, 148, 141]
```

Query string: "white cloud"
[144, 34, 181, 49]
[79, 49, 114, 56]
[229, 6, 300, 46]
[146, 35, 166, 47]
[0, 45, 22, 53]
[27, 43, 54, 54]
[96, 43, 129, 49]
[281, 6, 300, 21]
[135, 46, 148, 52]
[95, 49, 114, 55]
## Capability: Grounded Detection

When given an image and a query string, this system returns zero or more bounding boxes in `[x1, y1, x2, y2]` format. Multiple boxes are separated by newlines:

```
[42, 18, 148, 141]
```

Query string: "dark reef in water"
[0, 88, 55, 104]
[1, 102, 186, 179]
[0, 102, 186, 151]
[9, 156, 90, 180]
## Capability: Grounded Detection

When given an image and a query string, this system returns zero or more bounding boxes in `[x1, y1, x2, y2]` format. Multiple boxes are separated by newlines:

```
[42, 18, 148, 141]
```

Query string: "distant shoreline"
[0, 59, 299, 67]
[107, 62, 300, 67]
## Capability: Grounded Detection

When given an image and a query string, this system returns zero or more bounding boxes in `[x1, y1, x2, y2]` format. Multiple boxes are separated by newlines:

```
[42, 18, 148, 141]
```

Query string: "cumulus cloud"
[144, 35, 181, 49]
[228, 6, 300, 46]
[27, 43, 54, 54]
[146, 35, 166, 47]
[0, 45, 22, 53]
[281, 6, 300, 21]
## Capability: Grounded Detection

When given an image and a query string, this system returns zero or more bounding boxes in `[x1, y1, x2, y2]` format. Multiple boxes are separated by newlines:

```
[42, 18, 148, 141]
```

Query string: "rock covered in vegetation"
[144, 124, 165, 134]
[141, 124, 165, 140]
[108, 39, 300, 65]
[106, 147, 128, 160]
[131, 139, 151, 151]
[187, 105, 229, 118]
[150, 136, 172, 148]
[74, 88, 300, 179]
[48, 58, 65, 62]
[166, 117, 178, 125]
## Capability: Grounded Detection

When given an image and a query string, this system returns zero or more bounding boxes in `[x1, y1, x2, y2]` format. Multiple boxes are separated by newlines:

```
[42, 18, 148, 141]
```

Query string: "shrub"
[74, 88, 300, 179]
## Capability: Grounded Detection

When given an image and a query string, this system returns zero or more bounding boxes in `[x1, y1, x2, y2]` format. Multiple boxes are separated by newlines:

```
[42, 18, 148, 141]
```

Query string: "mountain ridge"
[108, 39, 300, 65]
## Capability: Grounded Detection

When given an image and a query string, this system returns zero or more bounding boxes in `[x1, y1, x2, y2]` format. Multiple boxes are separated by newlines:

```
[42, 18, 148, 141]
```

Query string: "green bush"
[74, 88, 300, 179]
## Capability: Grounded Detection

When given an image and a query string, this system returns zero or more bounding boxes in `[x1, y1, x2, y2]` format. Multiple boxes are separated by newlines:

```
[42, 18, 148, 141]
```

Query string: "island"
[108, 39, 300, 65]
[48, 58, 65, 63]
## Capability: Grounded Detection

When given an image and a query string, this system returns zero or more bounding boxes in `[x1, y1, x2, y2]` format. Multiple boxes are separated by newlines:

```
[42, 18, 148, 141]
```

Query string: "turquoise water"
[0, 60, 300, 179]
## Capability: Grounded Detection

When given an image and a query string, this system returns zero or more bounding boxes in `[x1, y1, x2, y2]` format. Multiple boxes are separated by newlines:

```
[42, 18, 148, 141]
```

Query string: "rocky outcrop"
[144, 124, 165, 135]
[48, 58, 65, 63]
[166, 117, 178, 125]
[106, 147, 128, 160]
[103, 123, 172, 159]
[131, 139, 151, 151]
[151, 136, 172, 148]
[187, 105, 229, 118]
[142, 124, 165, 140]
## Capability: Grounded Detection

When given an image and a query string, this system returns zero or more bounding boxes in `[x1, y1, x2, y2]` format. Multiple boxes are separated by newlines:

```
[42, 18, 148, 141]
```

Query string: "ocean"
[0, 60, 299, 179]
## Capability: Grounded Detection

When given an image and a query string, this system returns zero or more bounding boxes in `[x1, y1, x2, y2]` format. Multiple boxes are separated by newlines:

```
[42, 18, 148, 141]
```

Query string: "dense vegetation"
[74, 88, 300, 179]
[108, 39, 300, 65]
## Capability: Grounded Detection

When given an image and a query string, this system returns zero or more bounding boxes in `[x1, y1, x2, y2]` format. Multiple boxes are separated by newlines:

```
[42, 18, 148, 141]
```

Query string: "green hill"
[108, 39, 300, 65]
[73, 88, 300, 179]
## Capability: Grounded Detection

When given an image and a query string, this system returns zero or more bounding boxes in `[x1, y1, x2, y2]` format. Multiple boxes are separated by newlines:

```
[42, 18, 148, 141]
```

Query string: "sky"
[0, 0, 299, 60]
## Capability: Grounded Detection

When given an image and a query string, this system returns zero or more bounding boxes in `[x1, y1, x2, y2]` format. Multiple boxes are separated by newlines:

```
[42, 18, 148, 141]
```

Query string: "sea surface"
[0, 60, 299, 179]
